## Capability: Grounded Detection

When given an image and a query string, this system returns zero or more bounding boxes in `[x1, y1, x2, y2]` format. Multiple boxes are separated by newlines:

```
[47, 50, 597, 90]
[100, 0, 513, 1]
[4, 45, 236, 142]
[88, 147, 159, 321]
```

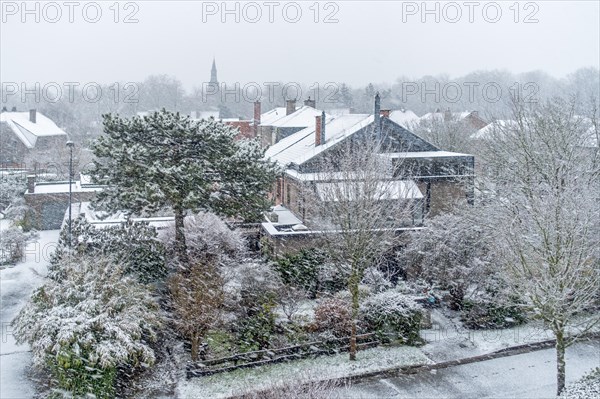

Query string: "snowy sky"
[1, 0, 599, 89]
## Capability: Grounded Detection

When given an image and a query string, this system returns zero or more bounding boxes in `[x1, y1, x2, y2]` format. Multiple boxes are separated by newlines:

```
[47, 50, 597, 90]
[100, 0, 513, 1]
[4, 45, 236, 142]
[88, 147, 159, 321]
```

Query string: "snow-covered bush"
[559, 367, 600, 398]
[461, 298, 526, 329]
[237, 299, 277, 351]
[12, 254, 162, 399]
[0, 225, 37, 265]
[160, 211, 247, 262]
[272, 248, 324, 297]
[361, 267, 393, 293]
[52, 215, 167, 283]
[224, 260, 280, 351]
[313, 297, 353, 337]
[360, 291, 423, 345]
[0, 173, 26, 212]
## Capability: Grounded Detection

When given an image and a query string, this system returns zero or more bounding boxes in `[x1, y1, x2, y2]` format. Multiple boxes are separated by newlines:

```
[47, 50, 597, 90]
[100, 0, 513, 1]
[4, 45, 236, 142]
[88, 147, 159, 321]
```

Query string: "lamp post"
[66, 140, 74, 247]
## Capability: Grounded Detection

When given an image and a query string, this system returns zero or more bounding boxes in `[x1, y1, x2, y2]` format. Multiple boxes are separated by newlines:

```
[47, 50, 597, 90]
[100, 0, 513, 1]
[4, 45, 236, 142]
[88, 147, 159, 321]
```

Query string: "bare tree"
[410, 112, 477, 154]
[308, 138, 422, 360]
[481, 97, 600, 395]
[169, 258, 224, 361]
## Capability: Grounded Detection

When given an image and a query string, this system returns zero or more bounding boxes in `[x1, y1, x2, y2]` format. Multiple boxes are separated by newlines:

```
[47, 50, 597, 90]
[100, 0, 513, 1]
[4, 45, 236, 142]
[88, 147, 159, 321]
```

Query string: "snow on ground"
[176, 345, 431, 398]
[1, 226, 60, 399]
[335, 340, 600, 398]
[420, 308, 596, 363]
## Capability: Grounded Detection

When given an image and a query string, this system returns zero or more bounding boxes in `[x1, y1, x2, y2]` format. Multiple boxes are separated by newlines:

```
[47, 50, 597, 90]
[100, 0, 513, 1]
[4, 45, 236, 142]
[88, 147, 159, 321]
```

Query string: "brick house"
[262, 95, 475, 253]
[24, 175, 101, 230]
[0, 108, 68, 168]
[258, 98, 328, 148]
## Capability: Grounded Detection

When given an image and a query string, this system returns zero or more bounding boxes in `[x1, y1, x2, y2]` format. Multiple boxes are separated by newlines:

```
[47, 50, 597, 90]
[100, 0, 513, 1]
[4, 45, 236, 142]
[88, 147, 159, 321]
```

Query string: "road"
[1, 229, 59, 399]
[333, 340, 600, 399]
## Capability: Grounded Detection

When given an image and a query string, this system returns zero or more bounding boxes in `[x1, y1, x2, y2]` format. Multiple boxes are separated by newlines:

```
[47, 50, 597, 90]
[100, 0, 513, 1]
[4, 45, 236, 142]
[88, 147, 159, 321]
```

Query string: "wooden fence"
[186, 333, 380, 378]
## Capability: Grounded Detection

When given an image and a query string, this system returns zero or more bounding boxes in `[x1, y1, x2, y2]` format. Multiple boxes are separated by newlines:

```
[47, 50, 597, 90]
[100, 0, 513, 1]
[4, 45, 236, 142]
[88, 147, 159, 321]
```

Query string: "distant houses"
[257, 98, 329, 148]
[419, 109, 488, 131]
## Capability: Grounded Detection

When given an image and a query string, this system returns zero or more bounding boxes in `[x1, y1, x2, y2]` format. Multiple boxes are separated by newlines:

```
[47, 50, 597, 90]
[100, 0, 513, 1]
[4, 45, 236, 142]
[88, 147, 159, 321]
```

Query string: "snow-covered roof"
[268, 106, 330, 128]
[70, 202, 176, 230]
[0, 112, 67, 149]
[380, 151, 472, 159]
[260, 107, 288, 126]
[315, 180, 423, 201]
[420, 111, 473, 122]
[265, 113, 373, 167]
[285, 169, 388, 182]
[472, 119, 518, 139]
[389, 110, 420, 128]
[267, 205, 303, 226]
[27, 180, 103, 194]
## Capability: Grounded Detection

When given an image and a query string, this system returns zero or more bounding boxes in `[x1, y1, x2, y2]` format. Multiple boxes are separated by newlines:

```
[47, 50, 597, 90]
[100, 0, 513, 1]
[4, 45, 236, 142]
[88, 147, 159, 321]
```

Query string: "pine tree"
[90, 110, 277, 263]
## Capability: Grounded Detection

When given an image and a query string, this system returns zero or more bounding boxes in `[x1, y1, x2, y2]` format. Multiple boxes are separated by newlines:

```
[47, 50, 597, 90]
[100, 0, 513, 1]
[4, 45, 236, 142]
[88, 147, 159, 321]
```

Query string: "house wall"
[0, 124, 67, 168]
[0, 124, 28, 166]
[259, 125, 275, 148]
[25, 191, 97, 230]
[416, 178, 472, 216]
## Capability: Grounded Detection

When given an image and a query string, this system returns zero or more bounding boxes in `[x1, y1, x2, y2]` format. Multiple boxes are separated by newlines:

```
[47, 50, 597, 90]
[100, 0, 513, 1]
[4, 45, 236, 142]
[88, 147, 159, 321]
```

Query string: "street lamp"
[66, 140, 74, 247]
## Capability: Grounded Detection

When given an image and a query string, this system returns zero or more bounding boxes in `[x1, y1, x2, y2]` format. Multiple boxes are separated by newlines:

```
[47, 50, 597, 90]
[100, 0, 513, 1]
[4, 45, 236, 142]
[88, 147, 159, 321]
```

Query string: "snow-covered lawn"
[176, 345, 431, 398]
[0, 226, 59, 399]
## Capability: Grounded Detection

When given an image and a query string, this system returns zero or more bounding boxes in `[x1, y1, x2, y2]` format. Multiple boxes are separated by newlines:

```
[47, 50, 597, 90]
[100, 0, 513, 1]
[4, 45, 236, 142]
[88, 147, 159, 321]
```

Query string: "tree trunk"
[555, 330, 566, 396]
[191, 332, 199, 362]
[349, 274, 360, 361]
[174, 204, 188, 265]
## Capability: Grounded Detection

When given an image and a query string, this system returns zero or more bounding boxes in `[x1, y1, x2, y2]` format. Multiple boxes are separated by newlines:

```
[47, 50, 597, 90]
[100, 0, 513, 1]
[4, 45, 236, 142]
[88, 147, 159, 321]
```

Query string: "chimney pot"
[29, 109, 37, 123]
[11, 106, 17, 112]
[303, 97, 316, 108]
[27, 175, 35, 194]
[286, 99, 296, 116]
[1, 106, 6, 112]
[444, 108, 452, 122]
[380, 109, 390, 118]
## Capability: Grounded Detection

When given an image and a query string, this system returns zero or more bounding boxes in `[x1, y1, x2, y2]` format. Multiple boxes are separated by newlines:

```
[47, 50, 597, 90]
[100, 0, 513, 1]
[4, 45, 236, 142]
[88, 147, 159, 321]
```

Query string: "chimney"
[253, 101, 261, 137]
[320, 111, 326, 144]
[471, 110, 479, 118]
[1, 107, 6, 112]
[11, 106, 17, 112]
[27, 175, 35, 194]
[29, 109, 37, 123]
[374, 92, 381, 139]
[444, 108, 451, 122]
[304, 97, 316, 108]
[286, 99, 296, 116]
[315, 114, 322, 146]
[380, 109, 390, 118]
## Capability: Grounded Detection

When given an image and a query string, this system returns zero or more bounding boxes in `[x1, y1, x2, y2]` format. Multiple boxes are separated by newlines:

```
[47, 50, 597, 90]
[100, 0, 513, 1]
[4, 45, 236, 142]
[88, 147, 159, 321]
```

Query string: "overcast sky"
[1, 1, 599, 90]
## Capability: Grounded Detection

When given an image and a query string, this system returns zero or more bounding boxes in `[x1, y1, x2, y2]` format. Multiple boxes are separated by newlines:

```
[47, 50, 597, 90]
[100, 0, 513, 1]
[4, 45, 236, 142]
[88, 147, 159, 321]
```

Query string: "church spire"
[210, 57, 218, 85]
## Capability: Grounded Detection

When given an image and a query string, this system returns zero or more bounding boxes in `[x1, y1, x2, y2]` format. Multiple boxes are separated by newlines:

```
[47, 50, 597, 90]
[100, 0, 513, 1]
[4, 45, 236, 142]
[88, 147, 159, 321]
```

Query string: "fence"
[186, 332, 380, 378]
